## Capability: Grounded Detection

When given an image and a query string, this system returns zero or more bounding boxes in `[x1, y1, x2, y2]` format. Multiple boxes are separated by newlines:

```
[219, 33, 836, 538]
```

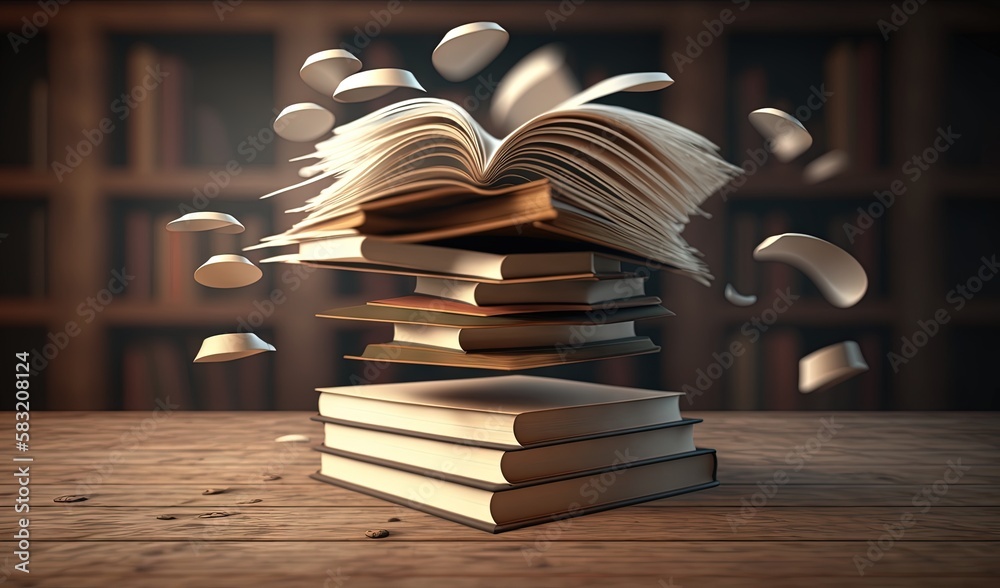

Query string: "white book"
[321, 419, 698, 485]
[295, 235, 620, 281]
[414, 275, 646, 306]
[314, 449, 718, 533]
[316, 375, 683, 448]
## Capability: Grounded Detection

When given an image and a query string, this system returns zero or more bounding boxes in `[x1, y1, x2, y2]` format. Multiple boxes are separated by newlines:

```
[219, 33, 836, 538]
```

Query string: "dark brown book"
[348, 337, 659, 370]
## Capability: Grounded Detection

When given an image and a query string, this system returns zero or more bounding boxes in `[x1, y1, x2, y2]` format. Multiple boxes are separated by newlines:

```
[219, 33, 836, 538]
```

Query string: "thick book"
[414, 275, 646, 306]
[350, 337, 659, 370]
[276, 180, 557, 240]
[311, 448, 718, 533]
[272, 235, 621, 281]
[257, 74, 741, 284]
[316, 375, 682, 447]
[368, 294, 664, 317]
[317, 417, 699, 485]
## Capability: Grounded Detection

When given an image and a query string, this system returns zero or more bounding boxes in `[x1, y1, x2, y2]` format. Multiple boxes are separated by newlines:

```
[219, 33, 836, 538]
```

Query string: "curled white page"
[274, 103, 335, 142]
[803, 150, 849, 184]
[166, 212, 244, 234]
[724, 283, 757, 307]
[799, 340, 868, 393]
[554, 72, 673, 111]
[754, 233, 868, 308]
[194, 333, 276, 363]
[334, 69, 425, 103]
[194, 254, 263, 288]
[300, 49, 362, 96]
[491, 45, 579, 134]
[748, 108, 813, 162]
[433, 22, 509, 82]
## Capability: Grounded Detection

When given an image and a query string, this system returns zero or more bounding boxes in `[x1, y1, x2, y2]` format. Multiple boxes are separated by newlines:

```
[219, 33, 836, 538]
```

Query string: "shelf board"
[937, 171, 1000, 198]
[104, 301, 263, 326]
[723, 167, 898, 199]
[717, 299, 898, 327]
[951, 300, 1000, 323]
[0, 300, 54, 324]
[0, 170, 54, 195]
[99, 168, 296, 198]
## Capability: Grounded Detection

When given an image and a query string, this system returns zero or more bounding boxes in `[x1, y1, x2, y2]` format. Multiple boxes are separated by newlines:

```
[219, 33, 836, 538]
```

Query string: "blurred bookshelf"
[0, 2, 997, 410]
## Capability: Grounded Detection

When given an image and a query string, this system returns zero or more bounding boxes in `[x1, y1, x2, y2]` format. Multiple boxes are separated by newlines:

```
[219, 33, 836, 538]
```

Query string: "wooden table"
[2, 412, 997, 587]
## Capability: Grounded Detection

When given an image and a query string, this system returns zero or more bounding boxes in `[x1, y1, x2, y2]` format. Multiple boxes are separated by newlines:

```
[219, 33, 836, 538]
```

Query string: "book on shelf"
[824, 40, 855, 156]
[312, 447, 718, 533]
[764, 327, 800, 410]
[127, 44, 159, 172]
[30, 78, 48, 171]
[0, 201, 47, 298]
[160, 53, 187, 169]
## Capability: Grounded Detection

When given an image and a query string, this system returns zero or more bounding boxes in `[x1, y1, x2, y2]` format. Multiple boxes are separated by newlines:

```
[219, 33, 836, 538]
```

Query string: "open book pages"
[257, 75, 741, 284]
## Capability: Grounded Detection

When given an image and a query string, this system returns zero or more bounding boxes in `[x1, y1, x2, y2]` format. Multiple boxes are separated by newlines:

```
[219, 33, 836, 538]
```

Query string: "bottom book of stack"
[310, 375, 719, 533]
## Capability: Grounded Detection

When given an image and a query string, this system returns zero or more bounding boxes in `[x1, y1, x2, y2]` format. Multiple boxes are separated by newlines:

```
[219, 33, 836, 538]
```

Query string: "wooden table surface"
[1, 411, 998, 587]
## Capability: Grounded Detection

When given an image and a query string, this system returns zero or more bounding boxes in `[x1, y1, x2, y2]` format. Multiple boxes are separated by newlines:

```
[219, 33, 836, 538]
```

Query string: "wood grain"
[1, 411, 997, 587]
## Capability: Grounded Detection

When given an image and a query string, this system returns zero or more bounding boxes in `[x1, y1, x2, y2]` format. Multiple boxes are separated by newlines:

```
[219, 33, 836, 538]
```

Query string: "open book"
[257, 73, 741, 284]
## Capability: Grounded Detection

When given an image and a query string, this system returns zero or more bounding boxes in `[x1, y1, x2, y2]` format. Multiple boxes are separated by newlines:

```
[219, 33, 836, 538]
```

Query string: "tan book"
[316, 375, 683, 447]
[368, 294, 663, 317]
[316, 417, 699, 485]
[127, 44, 159, 172]
[276, 236, 621, 281]
[414, 274, 646, 306]
[312, 448, 718, 533]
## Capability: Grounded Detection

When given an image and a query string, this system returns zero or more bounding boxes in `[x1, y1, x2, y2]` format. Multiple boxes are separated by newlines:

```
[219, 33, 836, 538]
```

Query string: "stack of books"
[311, 376, 718, 533]
[254, 46, 740, 530]
[301, 233, 671, 369]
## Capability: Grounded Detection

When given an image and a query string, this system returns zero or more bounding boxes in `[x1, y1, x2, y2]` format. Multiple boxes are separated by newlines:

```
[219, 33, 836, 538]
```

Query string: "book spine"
[124, 209, 152, 300]
[127, 44, 159, 172]
[763, 328, 800, 410]
[855, 40, 881, 170]
[121, 342, 148, 410]
[732, 212, 758, 293]
[824, 41, 853, 156]
[728, 329, 759, 410]
[28, 205, 46, 297]
[160, 54, 185, 169]
[858, 333, 882, 410]
[29, 79, 48, 172]
[154, 212, 175, 301]
[737, 66, 768, 158]
[152, 339, 191, 410]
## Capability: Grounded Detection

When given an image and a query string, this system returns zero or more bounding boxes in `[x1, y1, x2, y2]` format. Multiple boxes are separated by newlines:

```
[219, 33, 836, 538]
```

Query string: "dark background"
[1, 1, 997, 411]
